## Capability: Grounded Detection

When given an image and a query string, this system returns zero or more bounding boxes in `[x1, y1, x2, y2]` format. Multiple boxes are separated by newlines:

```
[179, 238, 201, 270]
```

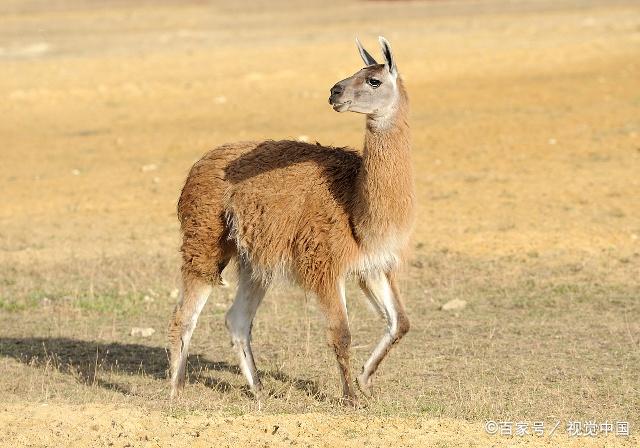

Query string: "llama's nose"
[330, 83, 344, 96]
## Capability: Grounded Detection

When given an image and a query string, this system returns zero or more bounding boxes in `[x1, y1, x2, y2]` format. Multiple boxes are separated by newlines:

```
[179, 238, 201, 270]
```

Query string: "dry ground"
[1, 0, 639, 446]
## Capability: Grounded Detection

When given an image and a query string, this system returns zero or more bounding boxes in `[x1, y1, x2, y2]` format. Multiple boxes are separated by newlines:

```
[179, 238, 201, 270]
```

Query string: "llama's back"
[179, 140, 362, 291]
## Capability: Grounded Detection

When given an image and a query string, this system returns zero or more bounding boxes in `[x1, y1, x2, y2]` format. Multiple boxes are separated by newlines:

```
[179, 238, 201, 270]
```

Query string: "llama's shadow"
[0, 337, 327, 401]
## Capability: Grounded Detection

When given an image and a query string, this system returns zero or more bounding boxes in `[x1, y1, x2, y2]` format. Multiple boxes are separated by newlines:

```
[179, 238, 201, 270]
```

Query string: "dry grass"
[1, 0, 639, 445]
[1, 252, 638, 422]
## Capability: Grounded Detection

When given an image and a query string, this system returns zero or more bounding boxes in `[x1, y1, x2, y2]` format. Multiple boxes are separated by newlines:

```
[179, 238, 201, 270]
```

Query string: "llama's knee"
[168, 271, 212, 348]
[328, 320, 352, 358]
[395, 311, 410, 341]
[168, 307, 196, 355]
[168, 306, 184, 347]
[225, 306, 250, 344]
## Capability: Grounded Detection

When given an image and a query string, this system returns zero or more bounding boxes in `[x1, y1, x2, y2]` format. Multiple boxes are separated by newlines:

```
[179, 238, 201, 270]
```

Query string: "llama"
[169, 37, 414, 405]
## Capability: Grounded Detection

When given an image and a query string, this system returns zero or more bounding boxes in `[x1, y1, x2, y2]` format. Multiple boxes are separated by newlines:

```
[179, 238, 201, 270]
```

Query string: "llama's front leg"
[168, 272, 213, 398]
[225, 264, 267, 394]
[317, 280, 357, 406]
[356, 270, 410, 397]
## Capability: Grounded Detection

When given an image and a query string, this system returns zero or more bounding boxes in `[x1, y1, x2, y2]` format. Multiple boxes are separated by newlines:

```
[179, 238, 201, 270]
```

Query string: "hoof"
[170, 376, 185, 400]
[251, 382, 264, 399]
[339, 393, 360, 408]
[253, 390, 265, 410]
[170, 386, 181, 400]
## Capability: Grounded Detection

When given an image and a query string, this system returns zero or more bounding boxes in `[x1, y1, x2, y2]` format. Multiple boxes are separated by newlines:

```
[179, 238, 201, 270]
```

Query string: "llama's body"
[169, 37, 414, 404]
[179, 124, 413, 291]
[179, 140, 362, 291]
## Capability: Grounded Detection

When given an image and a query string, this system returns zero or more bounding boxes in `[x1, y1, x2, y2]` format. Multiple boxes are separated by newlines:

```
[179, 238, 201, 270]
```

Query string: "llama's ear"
[378, 36, 397, 76]
[355, 37, 378, 66]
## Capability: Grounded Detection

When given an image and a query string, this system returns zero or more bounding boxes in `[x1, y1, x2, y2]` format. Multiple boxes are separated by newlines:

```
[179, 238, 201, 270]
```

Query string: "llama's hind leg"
[317, 280, 357, 406]
[356, 270, 410, 397]
[168, 271, 213, 398]
[225, 263, 268, 394]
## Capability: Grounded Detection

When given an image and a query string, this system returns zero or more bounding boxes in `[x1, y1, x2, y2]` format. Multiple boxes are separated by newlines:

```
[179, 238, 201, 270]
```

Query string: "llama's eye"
[367, 78, 381, 88]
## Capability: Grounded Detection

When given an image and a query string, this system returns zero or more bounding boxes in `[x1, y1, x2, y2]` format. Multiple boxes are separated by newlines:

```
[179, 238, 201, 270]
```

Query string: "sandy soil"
[1, 0, 639, 446]
[1, 403, 637, 448]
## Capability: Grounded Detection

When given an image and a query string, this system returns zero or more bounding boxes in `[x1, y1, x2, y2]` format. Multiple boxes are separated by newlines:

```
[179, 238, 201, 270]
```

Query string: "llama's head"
[328, 36, 400, 117]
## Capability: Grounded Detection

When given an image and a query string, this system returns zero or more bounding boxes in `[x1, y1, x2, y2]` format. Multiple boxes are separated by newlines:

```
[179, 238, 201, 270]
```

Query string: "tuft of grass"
[74, 291, 146, 315]
[0, 297, 36, 312]
[0, 294, 40, 312]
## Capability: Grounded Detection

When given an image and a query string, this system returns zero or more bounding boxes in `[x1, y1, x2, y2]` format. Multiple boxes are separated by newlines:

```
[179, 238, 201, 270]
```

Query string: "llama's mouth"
[331, 100, 351, 112]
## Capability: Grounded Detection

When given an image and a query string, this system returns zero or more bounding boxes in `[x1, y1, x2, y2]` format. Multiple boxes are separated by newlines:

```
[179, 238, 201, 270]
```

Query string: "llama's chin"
[332, 103, 350, 112]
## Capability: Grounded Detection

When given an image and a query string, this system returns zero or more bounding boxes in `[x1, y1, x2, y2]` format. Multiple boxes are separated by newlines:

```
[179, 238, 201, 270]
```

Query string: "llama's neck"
[354, 79, 414, 250]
